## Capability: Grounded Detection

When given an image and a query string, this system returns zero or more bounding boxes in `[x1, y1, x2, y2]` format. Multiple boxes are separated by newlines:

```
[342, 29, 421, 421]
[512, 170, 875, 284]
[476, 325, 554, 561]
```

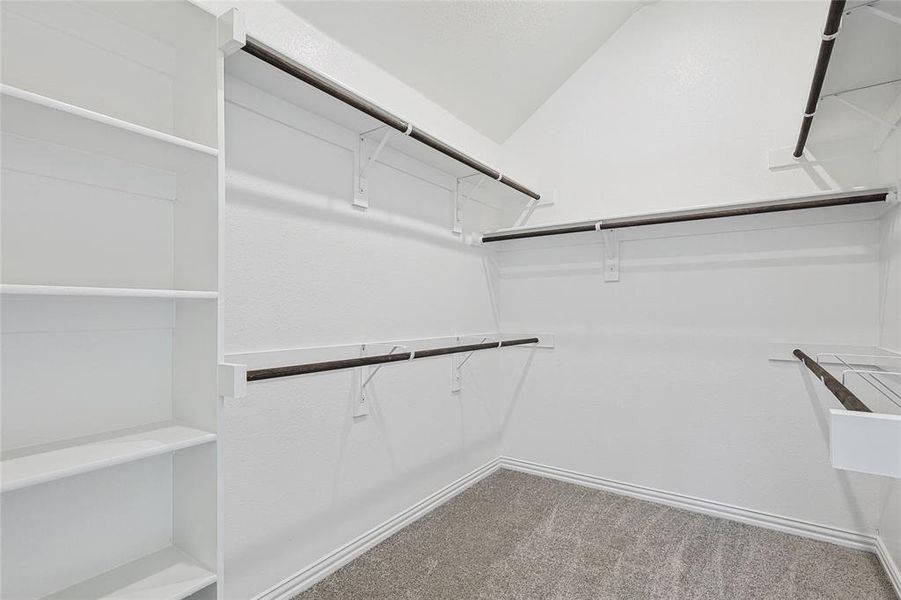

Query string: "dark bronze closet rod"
[240, 37, 540, 201]
[247, 337, 540, 381]
[793, 349, 871, 412]
[480, 192, 887, 243]
[793, 0, 847, 158]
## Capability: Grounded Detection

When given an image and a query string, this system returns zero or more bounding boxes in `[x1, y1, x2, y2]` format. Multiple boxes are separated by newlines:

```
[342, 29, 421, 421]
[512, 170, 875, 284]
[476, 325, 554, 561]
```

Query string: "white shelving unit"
[1, 2, 225, 598]
[42, 547, 217, 600]
[225, 51, 533, 234]
[2, 423, 217, 493]
[808, 1, 901, 152]
[1, 84, 218, 171]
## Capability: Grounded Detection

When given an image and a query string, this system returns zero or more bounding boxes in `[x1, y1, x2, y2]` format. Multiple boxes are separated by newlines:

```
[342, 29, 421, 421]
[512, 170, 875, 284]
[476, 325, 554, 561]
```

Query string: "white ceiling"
[282, 1, 649, 142]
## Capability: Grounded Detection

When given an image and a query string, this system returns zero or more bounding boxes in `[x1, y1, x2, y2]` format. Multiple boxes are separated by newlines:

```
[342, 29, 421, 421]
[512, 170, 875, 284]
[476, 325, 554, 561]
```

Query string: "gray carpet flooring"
[295, 469, 896, 599]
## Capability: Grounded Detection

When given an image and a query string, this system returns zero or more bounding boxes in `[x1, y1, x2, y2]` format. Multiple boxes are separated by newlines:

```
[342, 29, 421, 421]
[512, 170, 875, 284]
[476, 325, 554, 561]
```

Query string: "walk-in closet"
[1, 1, 899, 599]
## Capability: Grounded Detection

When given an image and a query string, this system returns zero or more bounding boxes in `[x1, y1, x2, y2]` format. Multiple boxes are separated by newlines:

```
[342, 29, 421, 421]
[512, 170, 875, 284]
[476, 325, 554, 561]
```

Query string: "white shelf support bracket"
[354, 367, 369, 417]
[355, 344, 405, 417]
[454, 174, 487, 234]
[828, 95, 900, 132]
[514, 196, 540, 229]
[451, 337, 491, 393]
[217, 8, 246, 56]
[514, 190, 556, 228]
[598, 226, 620, 282]
[874, 93, 901, 152]
[354, 128, 393, 209]
[218, 363, 247, 399]
[453, 179, 464, 234]
[451, 353, 463, 393]
[865, 5, 901, 26]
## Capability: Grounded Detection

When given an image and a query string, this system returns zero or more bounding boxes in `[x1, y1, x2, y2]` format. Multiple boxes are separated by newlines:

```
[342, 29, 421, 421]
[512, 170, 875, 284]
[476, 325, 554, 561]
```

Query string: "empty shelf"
[1, 424, 216, 492]
[0, 284, 218, 299]
[42, 547, 216, 600]
[0, 85, 217, 173]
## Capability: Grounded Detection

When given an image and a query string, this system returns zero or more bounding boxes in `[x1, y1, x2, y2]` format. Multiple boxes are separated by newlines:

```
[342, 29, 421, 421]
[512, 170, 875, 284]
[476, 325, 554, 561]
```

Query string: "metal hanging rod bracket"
[452, 337, 492, 393]
[453, 179, 463, 234]
[356, 344, 408, 417]
[454, 175, 488, 234]
[821, 23, 842, 41]
[354, 128, 394, 209]
[361, 129, 393, 178]
[459, 174, 487, 200]
[598, 226, 620, 282]
[513, 191, 557, 228]
[355, 346, 370, 417]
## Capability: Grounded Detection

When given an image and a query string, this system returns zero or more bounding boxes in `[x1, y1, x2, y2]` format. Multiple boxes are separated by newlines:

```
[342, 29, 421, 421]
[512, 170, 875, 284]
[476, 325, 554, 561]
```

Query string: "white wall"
[503, 1, 891, 226]
[877, 179, 901, 585]
[497, 209, 888, 534]
[495, 0, 898, 543]
[199, 3, 519, 598]
[879, 478, 901, 591]
[200, 1, 901, 597]
[874, 9, 901, 582]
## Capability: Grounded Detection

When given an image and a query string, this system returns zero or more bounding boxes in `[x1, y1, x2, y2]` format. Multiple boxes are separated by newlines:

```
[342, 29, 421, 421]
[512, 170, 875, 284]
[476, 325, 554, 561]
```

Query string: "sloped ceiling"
[282, 1, 649, 142]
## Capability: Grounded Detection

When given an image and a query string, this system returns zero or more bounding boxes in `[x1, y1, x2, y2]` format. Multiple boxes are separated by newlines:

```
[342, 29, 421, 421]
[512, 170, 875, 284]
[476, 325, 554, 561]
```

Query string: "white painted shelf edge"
[0, 84, 218, 158]
[41, 546, 216, 600]
[1, 424, 217, 493]
[0, 284, 218, 299]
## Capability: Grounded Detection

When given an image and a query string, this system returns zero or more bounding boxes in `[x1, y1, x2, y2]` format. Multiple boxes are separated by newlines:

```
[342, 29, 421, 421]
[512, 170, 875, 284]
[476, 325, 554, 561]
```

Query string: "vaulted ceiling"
[282, 1, 649, 142]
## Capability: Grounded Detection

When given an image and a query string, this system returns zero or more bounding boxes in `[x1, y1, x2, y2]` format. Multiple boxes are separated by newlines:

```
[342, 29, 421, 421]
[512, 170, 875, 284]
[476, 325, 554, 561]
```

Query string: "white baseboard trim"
[876, 535, 901, 599]
[254, 454, 890, 600]
[498, 457, 877, 553]
[253, 457, 502, 600]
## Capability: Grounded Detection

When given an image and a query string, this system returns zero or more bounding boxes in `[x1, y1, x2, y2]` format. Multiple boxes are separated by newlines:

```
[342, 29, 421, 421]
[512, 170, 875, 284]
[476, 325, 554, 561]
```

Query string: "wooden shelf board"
[1, 424, 216, 493]
[0, 284, 218, 299]
[41, 547, 216, 600]
[1, 85, 217, 173]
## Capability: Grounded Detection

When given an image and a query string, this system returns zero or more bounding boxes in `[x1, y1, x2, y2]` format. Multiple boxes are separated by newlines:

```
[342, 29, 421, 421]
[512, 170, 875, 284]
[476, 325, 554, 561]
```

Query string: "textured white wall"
[497, 212, 888, 535]
[877, 196, 901, 584]
[503, 1, 891, 226]
[496, 0, 897, 542]
[201, 1, 901, 597]
[206, 3, 516, 598]
[223, 82, 506, 600]
[879, 479, 901, 590]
